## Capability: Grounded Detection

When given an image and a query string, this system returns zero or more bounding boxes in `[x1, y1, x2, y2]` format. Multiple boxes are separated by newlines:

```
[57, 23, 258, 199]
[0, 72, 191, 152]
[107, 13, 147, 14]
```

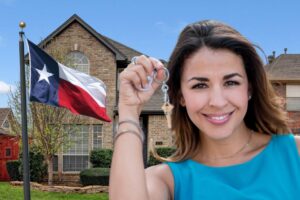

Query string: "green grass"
[0, 182, 108, 200]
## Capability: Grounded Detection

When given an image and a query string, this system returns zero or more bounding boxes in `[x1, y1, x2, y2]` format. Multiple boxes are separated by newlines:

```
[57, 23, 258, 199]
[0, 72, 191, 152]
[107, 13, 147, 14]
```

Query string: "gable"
[39, 14, 127, 61]
[0, 108, 10, 128]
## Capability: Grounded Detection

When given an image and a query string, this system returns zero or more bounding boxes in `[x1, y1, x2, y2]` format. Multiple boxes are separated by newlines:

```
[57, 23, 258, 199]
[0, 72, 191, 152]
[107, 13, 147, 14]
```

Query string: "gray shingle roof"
[266, 54, 300, 81]
[102, 36, 144, 62]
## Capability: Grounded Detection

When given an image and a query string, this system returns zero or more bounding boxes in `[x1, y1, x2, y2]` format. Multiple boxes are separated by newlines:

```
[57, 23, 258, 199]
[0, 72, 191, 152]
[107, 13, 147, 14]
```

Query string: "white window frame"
[92, 124, 103, 150]
[62, 125, 90, 172]
[286, 85, 300, 111]
[66, 51, 90, 75]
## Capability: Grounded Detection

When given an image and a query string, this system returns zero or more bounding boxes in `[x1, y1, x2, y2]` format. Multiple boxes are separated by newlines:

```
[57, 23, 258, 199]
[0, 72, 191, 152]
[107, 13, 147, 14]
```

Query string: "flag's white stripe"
[58, 63, 106, 108]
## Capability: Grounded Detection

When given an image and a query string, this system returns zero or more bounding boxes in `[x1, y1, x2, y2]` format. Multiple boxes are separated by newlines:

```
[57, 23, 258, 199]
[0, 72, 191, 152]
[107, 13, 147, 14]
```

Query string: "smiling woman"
[109, 20, 300, 200]
[180, 47, 250, 142]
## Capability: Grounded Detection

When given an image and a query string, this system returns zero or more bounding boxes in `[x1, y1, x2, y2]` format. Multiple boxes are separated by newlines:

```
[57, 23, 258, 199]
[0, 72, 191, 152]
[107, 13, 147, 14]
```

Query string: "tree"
[30, 103, 80, 185]
[8, 39, 82, 185]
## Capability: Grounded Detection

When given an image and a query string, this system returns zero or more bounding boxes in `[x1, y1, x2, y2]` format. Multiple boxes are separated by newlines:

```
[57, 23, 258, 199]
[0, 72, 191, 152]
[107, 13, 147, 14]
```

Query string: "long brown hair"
[153, 20, 290, 162]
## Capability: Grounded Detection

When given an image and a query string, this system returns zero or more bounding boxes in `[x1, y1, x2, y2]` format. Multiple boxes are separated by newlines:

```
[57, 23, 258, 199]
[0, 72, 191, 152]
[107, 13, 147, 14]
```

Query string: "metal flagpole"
[19, 21, 31, 200]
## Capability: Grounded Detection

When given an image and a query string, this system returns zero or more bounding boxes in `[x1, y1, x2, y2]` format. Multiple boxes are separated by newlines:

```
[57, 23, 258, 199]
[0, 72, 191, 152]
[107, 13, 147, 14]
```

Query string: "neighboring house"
[0, 108, 19, 181]
[33, 14, 172, 182]
[266, 53, 300, 135]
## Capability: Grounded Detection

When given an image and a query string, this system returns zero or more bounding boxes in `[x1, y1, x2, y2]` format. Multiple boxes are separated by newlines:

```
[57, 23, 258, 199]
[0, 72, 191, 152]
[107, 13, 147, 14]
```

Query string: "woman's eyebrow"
[188, 77, 209, 82]
[223, 73, 243, 80]
[187, 73, 243, 82]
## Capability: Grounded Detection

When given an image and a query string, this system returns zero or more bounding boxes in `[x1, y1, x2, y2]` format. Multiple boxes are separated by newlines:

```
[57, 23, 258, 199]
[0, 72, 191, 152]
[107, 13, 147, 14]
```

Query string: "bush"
[6, 160, 21, 181]
[80, 168, 110, 186]
[147, 147, 176, 167]
[90, 149, 113, 168]
[19, 149, 47, 182]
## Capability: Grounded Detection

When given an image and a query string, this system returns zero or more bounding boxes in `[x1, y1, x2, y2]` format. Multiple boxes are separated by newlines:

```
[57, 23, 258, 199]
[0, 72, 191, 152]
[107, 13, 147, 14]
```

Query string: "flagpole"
[19, 21, 31, 200]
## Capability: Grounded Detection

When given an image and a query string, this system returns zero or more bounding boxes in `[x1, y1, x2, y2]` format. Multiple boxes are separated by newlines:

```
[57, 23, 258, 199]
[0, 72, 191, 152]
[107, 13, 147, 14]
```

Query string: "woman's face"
[180, 47, 250, 140]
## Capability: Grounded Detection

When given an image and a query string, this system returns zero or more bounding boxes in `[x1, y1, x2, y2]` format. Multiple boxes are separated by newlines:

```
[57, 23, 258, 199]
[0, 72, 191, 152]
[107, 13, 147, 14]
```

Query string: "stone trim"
[10, 181, 108, 194]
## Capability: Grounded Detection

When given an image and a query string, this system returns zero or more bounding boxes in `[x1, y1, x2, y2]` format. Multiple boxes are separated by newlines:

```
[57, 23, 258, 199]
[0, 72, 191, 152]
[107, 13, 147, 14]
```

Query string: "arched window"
[66, 51, 90, 74]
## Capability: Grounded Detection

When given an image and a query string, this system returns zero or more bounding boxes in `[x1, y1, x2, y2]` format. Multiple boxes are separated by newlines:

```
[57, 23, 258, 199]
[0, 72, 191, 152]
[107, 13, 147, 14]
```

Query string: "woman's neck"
[197, 125, 253, 162]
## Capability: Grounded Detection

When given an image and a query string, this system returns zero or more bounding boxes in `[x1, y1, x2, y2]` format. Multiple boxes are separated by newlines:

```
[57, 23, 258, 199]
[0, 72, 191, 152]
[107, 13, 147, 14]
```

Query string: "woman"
[109, 20, 300, 200]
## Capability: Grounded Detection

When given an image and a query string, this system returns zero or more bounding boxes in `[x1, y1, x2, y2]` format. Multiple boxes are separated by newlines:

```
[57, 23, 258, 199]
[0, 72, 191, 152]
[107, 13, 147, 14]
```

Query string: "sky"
[0, 0, 300, 108]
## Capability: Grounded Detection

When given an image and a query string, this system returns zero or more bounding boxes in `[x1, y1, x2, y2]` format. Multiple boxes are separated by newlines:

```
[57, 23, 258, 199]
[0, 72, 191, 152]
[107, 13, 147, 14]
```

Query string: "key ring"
[138, 67, 169, 91]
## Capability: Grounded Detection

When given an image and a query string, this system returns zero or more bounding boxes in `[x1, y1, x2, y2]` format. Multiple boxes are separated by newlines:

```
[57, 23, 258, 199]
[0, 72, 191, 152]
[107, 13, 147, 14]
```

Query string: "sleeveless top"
[166, 134, 300, 200]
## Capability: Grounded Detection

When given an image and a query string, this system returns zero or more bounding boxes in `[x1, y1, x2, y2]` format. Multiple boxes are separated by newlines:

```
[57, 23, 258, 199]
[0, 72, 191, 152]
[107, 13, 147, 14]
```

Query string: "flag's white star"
[35, 64, 54, 84]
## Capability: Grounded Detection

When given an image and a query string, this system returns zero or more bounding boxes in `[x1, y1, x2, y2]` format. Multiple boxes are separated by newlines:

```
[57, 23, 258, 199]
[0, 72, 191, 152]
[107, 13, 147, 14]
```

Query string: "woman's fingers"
[148, 57, 164, 69]
[148, 57, 168, 90]
[135, 55, 155, 76]
[122, 55, 167, 93]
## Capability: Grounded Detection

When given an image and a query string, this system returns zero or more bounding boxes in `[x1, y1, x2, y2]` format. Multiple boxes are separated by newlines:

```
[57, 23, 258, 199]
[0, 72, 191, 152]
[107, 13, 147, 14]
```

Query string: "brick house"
[266, 53, 300, 134]
[33, 14, 172, 182]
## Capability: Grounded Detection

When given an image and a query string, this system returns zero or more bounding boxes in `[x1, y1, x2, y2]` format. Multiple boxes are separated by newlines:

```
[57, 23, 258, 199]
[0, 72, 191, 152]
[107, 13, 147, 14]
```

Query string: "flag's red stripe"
[58, 79, 111, 122]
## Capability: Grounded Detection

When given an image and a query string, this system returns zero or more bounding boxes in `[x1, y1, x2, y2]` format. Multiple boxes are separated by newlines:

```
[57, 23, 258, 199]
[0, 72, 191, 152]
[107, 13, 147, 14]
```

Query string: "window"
[2, 120, 9, 129]
[53, 155, 58, 172]
[93, 125, 103, 150]
[63, 125, 89, 172]
[66, 51, 90, 74]
[286, 85, 300, 111]
[53, 124, 103, 172]
[5, 148, 11, 157]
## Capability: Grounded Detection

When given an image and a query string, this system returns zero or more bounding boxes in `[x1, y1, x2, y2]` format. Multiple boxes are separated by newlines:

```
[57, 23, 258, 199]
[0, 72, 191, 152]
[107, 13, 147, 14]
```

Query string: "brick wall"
[272, 83, 300, 134]
[148, 115, 174, 148]
[44, 21, 116, 149]
[288, 112, 300, 134]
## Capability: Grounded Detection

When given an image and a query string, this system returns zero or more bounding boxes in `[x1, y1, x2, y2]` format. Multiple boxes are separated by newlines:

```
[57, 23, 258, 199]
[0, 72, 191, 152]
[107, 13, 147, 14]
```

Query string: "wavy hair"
[152, 20, 290, 162]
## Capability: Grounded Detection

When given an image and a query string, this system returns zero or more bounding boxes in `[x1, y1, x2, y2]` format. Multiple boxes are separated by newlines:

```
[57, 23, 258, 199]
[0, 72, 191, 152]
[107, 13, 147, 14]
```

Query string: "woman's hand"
[118, 55, 165, 115]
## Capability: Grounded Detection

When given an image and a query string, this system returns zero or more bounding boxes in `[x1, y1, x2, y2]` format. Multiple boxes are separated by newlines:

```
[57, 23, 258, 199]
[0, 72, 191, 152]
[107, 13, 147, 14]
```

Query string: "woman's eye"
[225, 81, 240, 86]
[192, 83, 208, 89]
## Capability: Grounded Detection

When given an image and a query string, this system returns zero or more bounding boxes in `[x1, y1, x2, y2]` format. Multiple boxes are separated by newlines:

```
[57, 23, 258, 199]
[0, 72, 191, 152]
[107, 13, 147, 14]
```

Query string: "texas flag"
[28, 39, 111, 122]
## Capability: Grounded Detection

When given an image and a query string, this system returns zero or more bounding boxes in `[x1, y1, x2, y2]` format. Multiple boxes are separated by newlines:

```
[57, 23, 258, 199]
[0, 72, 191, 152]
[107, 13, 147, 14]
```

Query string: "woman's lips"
[203, 111, 234, 125]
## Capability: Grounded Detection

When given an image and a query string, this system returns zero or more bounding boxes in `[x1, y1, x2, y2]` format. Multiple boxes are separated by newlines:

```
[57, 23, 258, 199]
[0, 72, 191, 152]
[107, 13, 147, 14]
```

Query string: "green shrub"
[19, 149, 47, 182]
[147, 147, 176, 167]
[90, 149, 113, 168]
[6, 160, 21, 181]
[80, 168, 110, 186]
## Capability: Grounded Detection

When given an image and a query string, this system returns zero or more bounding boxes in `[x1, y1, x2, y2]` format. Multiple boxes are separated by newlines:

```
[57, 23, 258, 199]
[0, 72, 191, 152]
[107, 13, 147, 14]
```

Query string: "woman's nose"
[208, 87, 228, 108]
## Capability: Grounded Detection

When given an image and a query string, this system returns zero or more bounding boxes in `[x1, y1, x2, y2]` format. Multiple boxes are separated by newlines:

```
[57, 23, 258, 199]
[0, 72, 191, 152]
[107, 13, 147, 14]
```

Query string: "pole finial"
[19, 21, 26, 30]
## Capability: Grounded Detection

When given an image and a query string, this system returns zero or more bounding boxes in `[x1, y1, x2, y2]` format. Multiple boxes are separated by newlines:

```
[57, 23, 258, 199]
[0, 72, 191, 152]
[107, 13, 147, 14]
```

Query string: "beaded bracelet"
[113, 129, 144, 144]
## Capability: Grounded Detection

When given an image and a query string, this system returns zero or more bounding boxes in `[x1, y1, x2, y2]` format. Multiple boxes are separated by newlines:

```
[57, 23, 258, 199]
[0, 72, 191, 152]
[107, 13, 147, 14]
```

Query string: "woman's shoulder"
[272, 133, 300, 156]
[145, 164, 174, 200]
[146, 163, 174, 179]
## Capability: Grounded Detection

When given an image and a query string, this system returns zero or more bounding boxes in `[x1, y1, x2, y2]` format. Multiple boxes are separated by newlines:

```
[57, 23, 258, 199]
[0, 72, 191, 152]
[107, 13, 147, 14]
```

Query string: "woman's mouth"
[203, 111, 235, 125]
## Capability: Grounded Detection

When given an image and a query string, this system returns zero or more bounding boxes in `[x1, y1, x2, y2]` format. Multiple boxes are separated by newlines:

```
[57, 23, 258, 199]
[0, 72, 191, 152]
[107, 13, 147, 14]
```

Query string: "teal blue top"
[166, 134, 300, 200]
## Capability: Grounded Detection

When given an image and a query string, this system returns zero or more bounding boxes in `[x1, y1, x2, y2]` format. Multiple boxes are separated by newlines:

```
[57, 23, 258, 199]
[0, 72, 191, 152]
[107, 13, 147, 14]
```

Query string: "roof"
[266, 54, 300, 82]
[38, 14, 143, 62]
[0, 130, 18, 137]
[0, 128, 9, 135]
[114, 89, 166, 114]
[0, 108, 11, 128]
[143, 89, 165, 114]
[102, 36, 144, 62]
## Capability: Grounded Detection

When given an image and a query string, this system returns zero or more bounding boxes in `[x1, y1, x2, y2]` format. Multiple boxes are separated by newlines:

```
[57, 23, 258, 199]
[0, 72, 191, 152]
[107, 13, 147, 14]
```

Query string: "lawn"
[0, 182, 108, 200]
